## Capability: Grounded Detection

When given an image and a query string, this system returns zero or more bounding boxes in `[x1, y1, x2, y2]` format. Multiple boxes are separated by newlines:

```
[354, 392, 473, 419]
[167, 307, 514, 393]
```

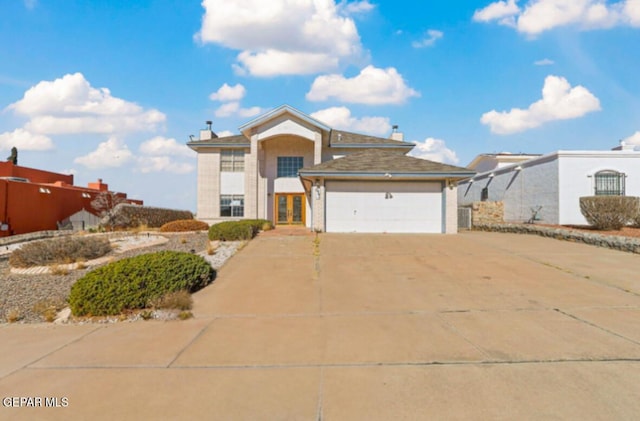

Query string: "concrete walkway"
[1, 232, 639, 419]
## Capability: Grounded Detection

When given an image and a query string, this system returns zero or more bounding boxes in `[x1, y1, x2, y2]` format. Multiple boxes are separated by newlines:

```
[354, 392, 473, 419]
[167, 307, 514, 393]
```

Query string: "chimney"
[390, 125, 404, 141]
[199, 120, 218, 141]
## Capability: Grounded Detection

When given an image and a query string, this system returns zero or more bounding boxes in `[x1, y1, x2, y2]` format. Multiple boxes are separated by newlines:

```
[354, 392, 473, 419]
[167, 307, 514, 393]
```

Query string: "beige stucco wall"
[444, 184, 458, 234]
[196, 150, 220, 221]
[258, 136, 315, 225]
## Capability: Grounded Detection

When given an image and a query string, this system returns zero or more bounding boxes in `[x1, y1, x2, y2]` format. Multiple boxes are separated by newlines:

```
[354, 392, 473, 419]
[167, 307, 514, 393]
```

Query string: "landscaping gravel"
[0, 232, 241, 324]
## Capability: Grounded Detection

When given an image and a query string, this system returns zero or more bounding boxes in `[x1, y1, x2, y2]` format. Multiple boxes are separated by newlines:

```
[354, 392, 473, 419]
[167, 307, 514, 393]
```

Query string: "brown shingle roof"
[329, 130, 413, 147]
[299, 149, 474, 176]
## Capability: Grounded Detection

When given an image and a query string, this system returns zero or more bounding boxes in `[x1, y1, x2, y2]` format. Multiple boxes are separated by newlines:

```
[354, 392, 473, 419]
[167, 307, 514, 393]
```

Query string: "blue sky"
[1, 0, 639, 211]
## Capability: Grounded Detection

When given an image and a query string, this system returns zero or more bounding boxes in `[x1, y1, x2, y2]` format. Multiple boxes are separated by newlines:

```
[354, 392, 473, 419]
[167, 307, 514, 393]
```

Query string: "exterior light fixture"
[514, 165, 522, 171]
[488, 173, 495, 178]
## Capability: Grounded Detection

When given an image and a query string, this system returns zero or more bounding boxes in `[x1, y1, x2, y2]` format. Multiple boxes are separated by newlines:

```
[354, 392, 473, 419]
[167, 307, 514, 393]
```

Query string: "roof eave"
[299, 171, 476, 179]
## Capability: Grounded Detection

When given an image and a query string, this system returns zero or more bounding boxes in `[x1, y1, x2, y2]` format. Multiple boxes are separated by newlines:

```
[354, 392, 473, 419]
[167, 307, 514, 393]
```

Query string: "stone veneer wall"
[471, 201, 504, 225]
[474, 223, 640, 254]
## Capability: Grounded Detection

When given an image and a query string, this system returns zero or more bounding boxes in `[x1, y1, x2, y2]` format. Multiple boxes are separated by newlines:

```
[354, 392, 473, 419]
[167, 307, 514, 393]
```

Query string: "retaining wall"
[474, 223, 640, 254]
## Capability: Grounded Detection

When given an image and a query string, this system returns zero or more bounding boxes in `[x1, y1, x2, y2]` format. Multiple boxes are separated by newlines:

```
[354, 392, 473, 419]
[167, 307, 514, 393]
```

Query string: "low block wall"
[474, 223, 640, 254]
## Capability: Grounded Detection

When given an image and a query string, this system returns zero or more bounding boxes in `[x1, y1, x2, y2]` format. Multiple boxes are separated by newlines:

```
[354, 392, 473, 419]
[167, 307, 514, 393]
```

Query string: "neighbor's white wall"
[557, 153, 640, 224]
[459, 157, 560, 223]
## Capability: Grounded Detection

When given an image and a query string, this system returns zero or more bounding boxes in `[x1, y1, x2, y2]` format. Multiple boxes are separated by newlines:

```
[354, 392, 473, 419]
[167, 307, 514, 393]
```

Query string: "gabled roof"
[329, 130, 414, 148]
[299, 149, 475, 178]
[239, 104, 331, 136]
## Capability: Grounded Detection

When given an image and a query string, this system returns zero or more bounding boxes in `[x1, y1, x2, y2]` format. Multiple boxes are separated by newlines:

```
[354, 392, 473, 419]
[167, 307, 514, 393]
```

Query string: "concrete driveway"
[1, 231, 639, 420]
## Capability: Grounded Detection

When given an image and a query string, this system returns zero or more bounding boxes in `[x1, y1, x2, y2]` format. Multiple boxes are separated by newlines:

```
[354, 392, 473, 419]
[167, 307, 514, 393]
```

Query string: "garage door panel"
[325, 181, 442, 233]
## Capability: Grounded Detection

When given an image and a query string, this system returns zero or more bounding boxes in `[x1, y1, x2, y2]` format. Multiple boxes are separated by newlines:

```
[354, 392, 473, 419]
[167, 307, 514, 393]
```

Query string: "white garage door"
[325, 181, 443, 233]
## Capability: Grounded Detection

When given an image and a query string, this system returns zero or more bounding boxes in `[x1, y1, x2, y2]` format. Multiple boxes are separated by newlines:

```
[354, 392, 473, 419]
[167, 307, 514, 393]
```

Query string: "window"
[594, 170, 625, 196]
[277, 156, 304, 178]
[221, 149, 245, 172]
[220, 195, 244, 217]
[481, 187, 489, 201]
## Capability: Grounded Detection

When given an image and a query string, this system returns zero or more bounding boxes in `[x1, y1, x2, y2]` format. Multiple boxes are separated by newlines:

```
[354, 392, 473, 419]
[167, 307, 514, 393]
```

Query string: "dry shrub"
[33, 297, 66, 322]
[579, 196, 640, 230]
[160, 219, 209, 232]
[9, 236, 111, 268]
[5, 308, 22, 323]
[49, 264, 70, 276]
[149, 290, 193, 311]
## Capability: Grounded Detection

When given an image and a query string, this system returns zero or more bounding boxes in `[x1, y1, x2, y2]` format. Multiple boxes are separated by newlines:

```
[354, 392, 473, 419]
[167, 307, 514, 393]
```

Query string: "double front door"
[275, 193, 305, 225]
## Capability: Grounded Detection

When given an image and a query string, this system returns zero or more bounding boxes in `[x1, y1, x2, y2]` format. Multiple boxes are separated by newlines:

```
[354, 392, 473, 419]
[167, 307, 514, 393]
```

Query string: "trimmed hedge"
[69, 251, 215, 316]
[9, 236, 111, 268]
[579, 196, 640, 230]
[160, 219, 209, 232]
[208, 219, 274, 241]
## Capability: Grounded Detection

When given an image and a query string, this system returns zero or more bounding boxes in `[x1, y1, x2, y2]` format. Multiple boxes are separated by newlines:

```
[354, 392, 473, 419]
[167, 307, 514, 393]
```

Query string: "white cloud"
[0, 128, 54, 151]
[475, 0, 640, 35]
[214, 102, 263, 118]
[235, 50, 339, 77]
[209, 83, 246, 102]
[216, 130, 235, 137]
[409, 138, 459, 164]
[473, 0, 520, 26]
[306, 65, 420, 105]
[74, 137, 134, 169]
[137, 157, 194, 174]
[412, 29, 444, 48]
[534, 58, 555, 66]
[310, 107, 391, 136]
[7, 73, 166, 135]
[139, 136, 193, 158]
[481, 75, 601, 135]
[195, 0, 366, 76]
[622, 131, 640, 145]
[338, 0, 375, 14]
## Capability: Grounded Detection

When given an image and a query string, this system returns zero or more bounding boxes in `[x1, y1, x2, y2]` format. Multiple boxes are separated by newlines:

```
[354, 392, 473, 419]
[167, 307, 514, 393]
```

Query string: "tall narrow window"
[220, 195, 244, 217]
[221, 149, 245, 172]
[481, 187, 489, 201]
[277, 156, 304, 178]
[594, 170, 625, 196]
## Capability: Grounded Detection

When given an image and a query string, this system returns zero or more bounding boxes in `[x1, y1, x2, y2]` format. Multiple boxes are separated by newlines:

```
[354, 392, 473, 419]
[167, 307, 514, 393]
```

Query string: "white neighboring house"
[458, 145, 640, 225]
[188, 105, 475, 233]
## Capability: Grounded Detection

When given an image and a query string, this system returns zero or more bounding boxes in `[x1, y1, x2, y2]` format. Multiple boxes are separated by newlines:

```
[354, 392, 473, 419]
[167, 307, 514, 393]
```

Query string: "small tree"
[91, 191, 129, 230]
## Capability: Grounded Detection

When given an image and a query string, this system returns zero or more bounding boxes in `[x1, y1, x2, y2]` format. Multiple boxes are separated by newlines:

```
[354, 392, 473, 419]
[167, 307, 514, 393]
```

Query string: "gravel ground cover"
[0, 232, 239, 324]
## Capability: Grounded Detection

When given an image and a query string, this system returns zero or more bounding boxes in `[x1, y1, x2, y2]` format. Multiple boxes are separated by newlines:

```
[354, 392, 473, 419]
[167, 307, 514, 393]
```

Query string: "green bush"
[160, 219, 209, 232]
[69, 251, 215, 316]
[207, 219, 273, 241]
[208, 221, 254, 241]
[9, 236, 111, 268]
[579, 196, 640, 230]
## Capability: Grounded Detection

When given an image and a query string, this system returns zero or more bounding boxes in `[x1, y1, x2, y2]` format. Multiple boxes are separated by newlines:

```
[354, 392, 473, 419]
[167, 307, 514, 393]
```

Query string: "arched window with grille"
[594, 170, 625, 196]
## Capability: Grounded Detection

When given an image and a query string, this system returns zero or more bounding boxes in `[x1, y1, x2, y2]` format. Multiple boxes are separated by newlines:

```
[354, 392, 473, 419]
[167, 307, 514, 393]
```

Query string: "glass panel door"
[277, 195, 288, 223]
[292, 195, 303, 224]
[274, 193, 305, 225]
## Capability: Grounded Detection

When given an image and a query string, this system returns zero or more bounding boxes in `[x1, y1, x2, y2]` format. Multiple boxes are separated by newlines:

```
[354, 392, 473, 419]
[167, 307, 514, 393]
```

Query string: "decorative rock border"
[473, 223, 640, 255]
[9, 235, 169, 275]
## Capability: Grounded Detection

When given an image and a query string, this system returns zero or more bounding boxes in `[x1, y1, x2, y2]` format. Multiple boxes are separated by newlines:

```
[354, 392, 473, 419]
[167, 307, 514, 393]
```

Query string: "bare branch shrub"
[579, 196, 640, 230]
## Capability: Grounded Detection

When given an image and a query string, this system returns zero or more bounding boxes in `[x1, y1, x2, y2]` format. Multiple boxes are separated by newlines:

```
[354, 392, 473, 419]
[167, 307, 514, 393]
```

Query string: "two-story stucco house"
[188, 105, 474, 233]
